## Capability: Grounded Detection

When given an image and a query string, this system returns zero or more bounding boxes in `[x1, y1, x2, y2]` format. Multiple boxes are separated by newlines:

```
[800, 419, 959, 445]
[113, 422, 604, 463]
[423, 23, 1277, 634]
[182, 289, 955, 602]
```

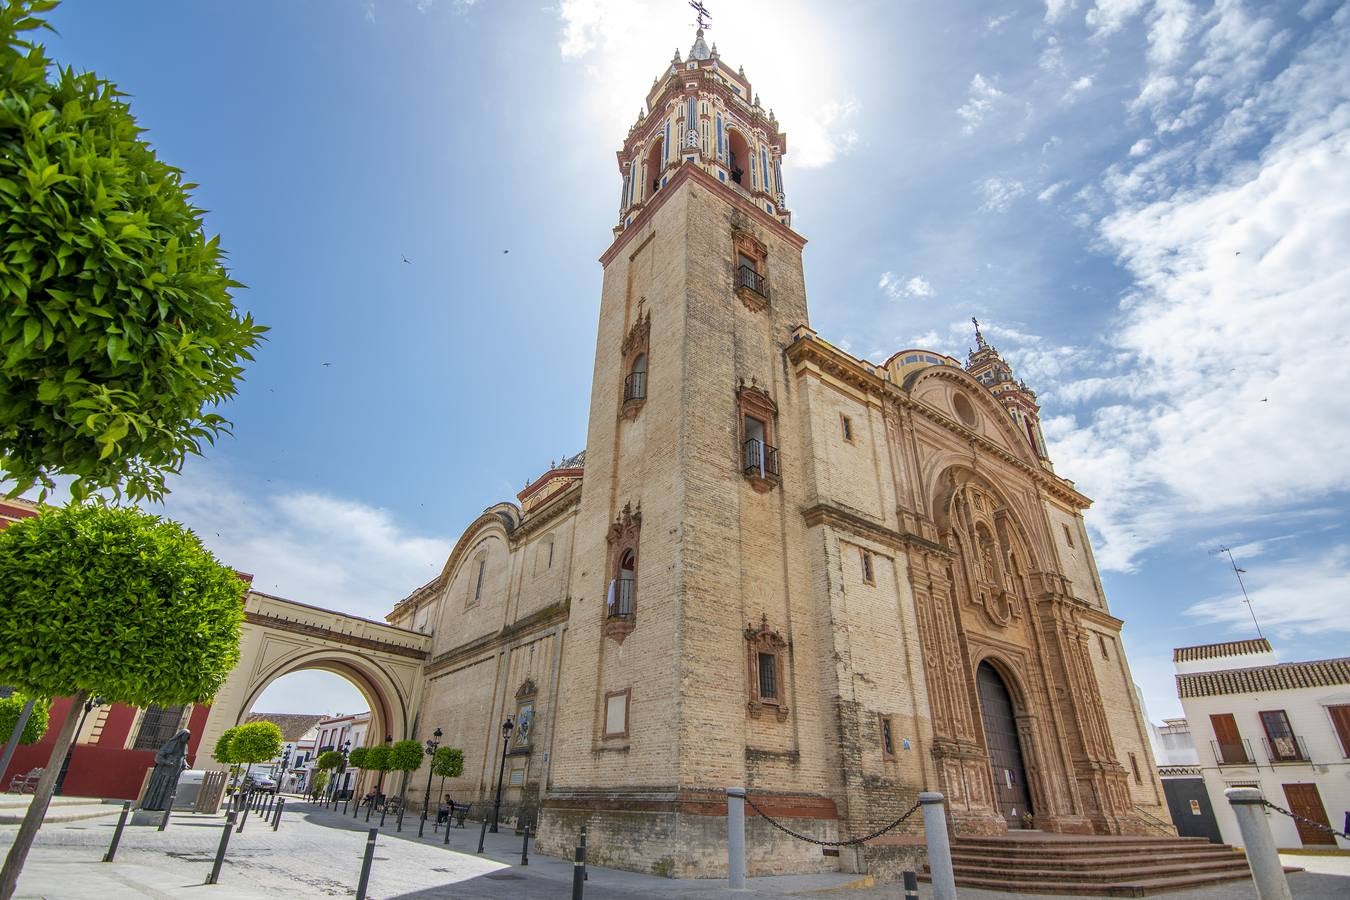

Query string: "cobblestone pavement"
[2, 797, 1347, 898]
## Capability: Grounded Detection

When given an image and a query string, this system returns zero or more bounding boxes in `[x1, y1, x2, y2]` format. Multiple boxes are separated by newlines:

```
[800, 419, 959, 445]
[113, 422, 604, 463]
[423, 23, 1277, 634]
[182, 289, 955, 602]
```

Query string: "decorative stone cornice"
[786, 329, 1092, 509]
[801, 502, 951, 558]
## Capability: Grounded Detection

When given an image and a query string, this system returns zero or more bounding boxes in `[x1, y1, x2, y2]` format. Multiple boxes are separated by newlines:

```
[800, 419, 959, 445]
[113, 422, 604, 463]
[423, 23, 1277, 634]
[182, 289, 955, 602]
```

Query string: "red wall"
[2, 698, 212, 801]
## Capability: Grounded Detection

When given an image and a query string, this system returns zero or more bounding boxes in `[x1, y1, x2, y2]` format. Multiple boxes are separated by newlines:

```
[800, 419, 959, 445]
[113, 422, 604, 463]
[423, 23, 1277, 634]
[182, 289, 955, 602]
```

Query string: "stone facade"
[383, 31, 1169, 878]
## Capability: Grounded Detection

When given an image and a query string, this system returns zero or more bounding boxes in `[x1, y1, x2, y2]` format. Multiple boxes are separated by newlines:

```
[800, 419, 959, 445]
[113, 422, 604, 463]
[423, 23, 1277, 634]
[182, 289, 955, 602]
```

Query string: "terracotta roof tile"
[246, 712, 327, 742]
[1176, 657, 1350, 698]
[1172, 638, 1272, 662]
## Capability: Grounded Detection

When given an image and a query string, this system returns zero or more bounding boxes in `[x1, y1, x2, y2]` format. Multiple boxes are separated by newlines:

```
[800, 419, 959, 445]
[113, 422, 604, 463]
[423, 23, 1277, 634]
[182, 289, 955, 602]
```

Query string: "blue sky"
[39, 0, 1350, 722]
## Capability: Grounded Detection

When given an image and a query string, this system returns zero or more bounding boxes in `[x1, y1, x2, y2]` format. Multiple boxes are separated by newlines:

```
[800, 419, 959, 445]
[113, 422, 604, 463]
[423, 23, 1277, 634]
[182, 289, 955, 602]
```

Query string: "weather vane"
[689, 1, 711, 31]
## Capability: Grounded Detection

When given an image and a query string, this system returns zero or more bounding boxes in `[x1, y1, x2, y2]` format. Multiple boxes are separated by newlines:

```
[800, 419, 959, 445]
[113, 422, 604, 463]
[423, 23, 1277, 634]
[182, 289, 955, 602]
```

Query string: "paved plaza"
[1, 797, 1347, 898]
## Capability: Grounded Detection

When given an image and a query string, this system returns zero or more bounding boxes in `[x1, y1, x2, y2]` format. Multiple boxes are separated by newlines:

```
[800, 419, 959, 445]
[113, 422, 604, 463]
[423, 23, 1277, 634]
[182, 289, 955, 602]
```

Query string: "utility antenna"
[1215, 546, 1264, 640]
[689, 1, 711, 31]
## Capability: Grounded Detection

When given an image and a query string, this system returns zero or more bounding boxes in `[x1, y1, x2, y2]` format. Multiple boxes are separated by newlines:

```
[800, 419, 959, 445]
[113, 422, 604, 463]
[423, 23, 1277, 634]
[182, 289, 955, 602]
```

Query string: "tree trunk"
[0, 690, 87, 900]
[0, 698, 37, 786]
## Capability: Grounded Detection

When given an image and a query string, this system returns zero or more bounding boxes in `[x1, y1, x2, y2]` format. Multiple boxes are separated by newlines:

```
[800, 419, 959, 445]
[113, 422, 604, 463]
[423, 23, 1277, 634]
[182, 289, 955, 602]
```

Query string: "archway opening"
[727, 130, 750, 185]
[247, 669, 374, 800]
[976, 661, 1033, 828]
[646, 137, 664, 196]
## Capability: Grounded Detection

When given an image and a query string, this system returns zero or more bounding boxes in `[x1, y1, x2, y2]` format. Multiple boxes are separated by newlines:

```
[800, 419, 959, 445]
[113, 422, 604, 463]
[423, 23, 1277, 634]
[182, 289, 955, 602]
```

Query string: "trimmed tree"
[0, 0, 265, 504]
[347, 745, 370, 806]
[430, 746, 463, 819]
[361, 745, 391, 822]
[228, 720, 283, 789]
[315, 749, 344, 803]
[0, 692, 48, 745]
[388, 739, 424, 825]
[0, 503, 244, 899]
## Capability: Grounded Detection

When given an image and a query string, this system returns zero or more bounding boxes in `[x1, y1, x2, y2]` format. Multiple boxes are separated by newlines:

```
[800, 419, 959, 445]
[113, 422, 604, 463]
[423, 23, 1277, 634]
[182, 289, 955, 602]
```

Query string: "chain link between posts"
[1261, 799, 1350, 841]
[742, 795, 923, 847]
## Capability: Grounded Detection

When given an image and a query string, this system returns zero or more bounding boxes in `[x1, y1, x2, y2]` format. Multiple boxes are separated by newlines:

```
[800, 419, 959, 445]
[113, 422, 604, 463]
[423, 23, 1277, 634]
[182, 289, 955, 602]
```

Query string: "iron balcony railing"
[623, 371, 647, 402]
[742, 439, 780, 480]
[736, 264, 768, 299]
[606, 578, 634, 618]
[1261, 734, 1310, 763]
[1211, 738, 1255, 766]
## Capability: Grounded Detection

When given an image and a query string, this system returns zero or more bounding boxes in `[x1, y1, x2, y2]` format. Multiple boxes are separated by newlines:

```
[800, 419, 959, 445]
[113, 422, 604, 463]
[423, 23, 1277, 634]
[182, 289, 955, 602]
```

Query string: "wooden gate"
[977, 662, 1032, 827]
[1282, 783, 1335, 846]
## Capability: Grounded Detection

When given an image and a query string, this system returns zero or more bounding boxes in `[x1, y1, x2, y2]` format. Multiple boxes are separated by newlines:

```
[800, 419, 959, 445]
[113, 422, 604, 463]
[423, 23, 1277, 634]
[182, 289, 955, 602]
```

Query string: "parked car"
[242, 772, 278, 793]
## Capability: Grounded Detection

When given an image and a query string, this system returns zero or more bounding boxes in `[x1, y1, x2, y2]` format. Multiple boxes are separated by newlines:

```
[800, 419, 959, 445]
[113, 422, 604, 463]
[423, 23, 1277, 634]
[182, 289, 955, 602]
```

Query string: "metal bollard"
[343, 796, 350, 816]
[902, 870, 919, 899]
[444, 809, 452, 844]
[521, 826, 530, 866]
[419, 810, 427, 839]
[919, 792, 956, 900]
[726, 787, 746, 890]
[380, 800, 389, 828]
[158, 794, 175, 831]
[236, 794, 252, 833]
[207, 812, 238, 885]
[571, 845, 585, 899]
[272, 797, 286, 831]
[355, 828, 378, 900]
[1225, 788, 1293, 900]
[477, 814, 489, 853]
[102, 801, 132, 862]
[580, 824, 588, 881]
[397, 804, 405, 832]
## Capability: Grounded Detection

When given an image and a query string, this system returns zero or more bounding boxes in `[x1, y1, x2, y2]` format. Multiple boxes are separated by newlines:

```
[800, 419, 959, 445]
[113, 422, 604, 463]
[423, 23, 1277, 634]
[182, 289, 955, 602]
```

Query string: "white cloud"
[978, 177, 1027, 212]
[1040, 41, 1066, 75]
[1186, 545, 1350, 638]
[1045, 0, 1077, 24]
[159, 470, 450, 621]
[1045, 13, 1350, 570]
[1038, 180, 1070, 202]
[553, 0, 858, 170]
[879, 272, 935, 301]
[1146, 0, 1194, 67]
[1069, 74, 1093, 93]
[1086, 0, 1149, 37]
[987, 12, 1016, 31]
[956, 74, 1011, 135]
[1128, 138, 1153, 156]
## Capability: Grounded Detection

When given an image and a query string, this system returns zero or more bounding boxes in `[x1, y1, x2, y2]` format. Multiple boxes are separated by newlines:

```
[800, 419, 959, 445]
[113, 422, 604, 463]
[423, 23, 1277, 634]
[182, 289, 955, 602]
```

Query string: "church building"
[386, 29, 1168, 876]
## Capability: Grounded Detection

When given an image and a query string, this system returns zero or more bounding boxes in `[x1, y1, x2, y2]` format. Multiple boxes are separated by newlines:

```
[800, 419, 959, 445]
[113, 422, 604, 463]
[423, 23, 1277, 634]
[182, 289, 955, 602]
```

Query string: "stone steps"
[922, 832, 1290, 897]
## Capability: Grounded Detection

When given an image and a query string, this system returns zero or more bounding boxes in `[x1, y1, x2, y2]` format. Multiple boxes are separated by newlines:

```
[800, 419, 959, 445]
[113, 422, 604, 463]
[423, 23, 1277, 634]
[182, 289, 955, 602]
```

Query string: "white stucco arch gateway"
[198, 591, 430, 772]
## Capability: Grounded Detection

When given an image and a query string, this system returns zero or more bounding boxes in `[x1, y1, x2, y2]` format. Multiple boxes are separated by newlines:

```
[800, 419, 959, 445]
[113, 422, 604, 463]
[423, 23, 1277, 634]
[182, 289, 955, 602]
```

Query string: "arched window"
[625, 353, 647, 402]
[614, 550, 636, 617]
[727, 130, 750, 185]
[604, 503, 641, 643]
[646, 136, 664, 196]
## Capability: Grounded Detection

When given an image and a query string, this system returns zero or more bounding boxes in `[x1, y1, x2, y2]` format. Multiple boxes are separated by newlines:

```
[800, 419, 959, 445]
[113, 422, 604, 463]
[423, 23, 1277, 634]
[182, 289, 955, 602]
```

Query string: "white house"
[304, 711, 371, 800]
[1174, 638, 1350, 850]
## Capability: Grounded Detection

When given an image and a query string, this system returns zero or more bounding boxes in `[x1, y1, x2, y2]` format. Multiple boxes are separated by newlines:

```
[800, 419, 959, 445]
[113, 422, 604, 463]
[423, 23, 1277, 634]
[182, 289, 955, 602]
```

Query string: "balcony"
[620, 371, 646, 419]
[735, 264, 769, 312]
[742, 439, 781, 492]
[1262, 734, 1311, 764]
[1211, 738, 1255, 766]
[603, 578, 635, 644]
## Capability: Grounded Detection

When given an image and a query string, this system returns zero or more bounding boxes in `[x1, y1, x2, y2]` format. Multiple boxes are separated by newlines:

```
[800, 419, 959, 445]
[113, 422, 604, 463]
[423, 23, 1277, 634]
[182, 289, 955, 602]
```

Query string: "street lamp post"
[418, 728, 442, 838]
[279, 744, 293, 793]
[490, 718, 514, 834]
[332, 739, 350, 809]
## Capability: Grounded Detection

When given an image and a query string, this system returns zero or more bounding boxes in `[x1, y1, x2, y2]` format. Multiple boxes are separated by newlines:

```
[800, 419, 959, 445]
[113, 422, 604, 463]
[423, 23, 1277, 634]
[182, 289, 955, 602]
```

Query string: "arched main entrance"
[977, 662, 1032, 828]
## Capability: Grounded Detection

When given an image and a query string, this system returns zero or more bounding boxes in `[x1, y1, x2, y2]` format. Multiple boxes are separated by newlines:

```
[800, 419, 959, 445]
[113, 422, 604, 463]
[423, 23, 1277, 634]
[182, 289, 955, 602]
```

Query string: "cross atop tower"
[689, 1, 711, 32]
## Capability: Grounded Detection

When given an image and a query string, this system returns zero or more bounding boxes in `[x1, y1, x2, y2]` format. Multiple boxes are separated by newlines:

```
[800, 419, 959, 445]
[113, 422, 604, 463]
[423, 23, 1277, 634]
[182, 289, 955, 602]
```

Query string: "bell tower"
[539, 25, 829, 876]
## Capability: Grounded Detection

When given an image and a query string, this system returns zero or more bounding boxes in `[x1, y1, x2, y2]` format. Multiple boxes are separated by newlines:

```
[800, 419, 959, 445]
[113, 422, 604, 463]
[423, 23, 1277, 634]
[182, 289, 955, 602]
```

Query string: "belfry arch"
[199, 591, 430, 768]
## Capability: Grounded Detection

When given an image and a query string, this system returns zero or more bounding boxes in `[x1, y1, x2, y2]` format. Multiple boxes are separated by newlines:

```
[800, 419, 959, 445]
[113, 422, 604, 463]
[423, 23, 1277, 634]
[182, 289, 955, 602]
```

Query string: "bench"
[7, 768, 42, 794]
[453, 803, 472, 827]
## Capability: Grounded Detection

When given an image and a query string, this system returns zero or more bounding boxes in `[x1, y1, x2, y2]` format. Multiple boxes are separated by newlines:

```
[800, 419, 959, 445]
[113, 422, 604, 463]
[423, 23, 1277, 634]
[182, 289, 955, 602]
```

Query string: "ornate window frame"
[879, 714, 896, 760]
[604, 503, 641, 643]
[732, 228, 769, 312]
[620, 309, 651, 420]
[737, 380, 780, 492]
[745, 615, 789, 722]
[603, 688, 631, 739]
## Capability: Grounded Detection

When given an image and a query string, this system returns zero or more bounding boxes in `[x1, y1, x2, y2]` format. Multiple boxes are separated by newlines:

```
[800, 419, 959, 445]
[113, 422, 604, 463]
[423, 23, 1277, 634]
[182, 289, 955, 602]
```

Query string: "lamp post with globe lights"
[490, 718, 513, 833]
[418, 728, 442, 838]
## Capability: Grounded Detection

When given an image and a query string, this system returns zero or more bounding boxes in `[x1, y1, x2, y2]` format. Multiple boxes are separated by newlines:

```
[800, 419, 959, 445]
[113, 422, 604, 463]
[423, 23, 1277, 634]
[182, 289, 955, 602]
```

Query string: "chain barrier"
[742, 795, 922, 848]
[1260, 799, 1350, 841]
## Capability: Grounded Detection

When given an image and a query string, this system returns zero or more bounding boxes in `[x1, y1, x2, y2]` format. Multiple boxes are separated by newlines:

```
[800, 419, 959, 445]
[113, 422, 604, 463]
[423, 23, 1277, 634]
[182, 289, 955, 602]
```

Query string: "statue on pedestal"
[141, 729, 191, 811]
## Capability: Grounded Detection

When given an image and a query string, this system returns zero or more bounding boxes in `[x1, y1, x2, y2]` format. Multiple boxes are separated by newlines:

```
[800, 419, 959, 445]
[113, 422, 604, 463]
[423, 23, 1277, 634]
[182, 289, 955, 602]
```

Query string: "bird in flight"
[503, 249, 510, 254]
[322, 362, 333, 367]
[402, 255, 412, 264]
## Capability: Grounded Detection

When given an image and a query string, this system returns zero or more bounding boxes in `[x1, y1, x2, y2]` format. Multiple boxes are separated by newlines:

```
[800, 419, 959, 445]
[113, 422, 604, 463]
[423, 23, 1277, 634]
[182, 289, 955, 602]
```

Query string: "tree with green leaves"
[0, 692, 48, 746]
[210, 725, 243, 791]
[430, 745, 463, 821]
[388, 739, 424, 826]
[347, 745, 370, 770]
[0, 0, 265, 504]
[228, 720, 283, 790]
[0, 503, 244, 899]
[360, 744, 391, 822]
[315, 749, 344, 804]
[308, 770, 329, 802]
[0, 692, 49, 784]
